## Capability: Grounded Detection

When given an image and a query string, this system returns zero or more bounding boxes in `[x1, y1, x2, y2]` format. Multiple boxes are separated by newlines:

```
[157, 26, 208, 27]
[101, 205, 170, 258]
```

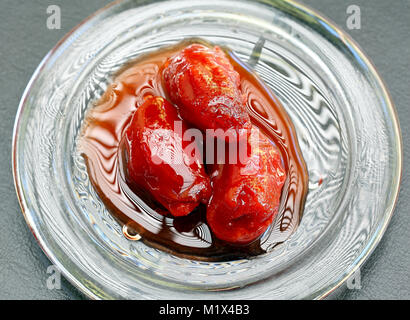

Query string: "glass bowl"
[12, 0, 402, 299]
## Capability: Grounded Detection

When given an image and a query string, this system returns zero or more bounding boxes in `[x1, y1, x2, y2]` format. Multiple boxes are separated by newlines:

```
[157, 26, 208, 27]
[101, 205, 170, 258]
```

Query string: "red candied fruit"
[163, 44, 252, 137]
[207, 130, 287, 244]
[124, 95, 211, 217]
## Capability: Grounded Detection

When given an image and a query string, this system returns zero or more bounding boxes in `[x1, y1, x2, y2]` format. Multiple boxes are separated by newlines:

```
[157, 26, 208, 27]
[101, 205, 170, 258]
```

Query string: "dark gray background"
[0, 0, 408, 300]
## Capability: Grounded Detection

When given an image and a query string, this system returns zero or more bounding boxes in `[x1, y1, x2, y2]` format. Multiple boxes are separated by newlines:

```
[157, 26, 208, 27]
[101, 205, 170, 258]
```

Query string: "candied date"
[207, 130, 287, 244]
[163, 44, 251, 138]
[124, 96, 211, 217]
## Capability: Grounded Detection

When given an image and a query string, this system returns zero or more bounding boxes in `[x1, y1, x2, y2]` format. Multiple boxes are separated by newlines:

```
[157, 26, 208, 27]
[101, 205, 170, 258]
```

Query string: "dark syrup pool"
[79, 40, 308, 262]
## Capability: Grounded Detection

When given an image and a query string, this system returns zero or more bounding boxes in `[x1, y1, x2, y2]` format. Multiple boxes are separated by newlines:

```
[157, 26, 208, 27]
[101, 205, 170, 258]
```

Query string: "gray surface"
[0, 0, 408, 300]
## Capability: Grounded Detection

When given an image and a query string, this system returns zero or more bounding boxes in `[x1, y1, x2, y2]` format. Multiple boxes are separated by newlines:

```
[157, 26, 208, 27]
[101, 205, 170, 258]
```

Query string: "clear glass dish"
[12, 0, 402, 299]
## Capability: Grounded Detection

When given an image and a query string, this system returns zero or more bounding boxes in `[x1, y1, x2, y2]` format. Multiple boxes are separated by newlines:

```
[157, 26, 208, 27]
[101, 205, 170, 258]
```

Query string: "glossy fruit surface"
[163, 44, 251, 137]
[207, 130, 287, 244]
[124, 96, 211, 217]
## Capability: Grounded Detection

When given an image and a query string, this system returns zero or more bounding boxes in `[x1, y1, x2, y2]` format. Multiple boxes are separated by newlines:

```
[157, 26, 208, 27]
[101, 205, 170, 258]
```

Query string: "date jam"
[79, 40, 308, 261]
